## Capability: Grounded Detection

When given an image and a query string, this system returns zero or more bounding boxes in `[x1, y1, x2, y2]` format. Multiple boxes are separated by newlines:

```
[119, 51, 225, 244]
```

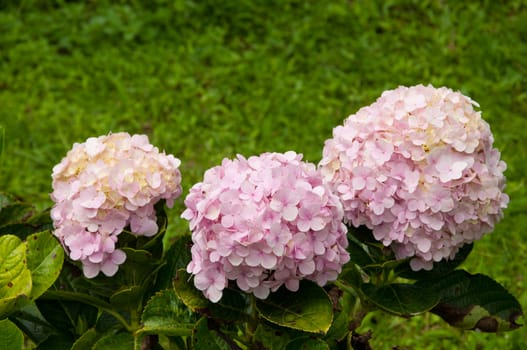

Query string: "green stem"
[334, 280, 364, 300]
[134, 335, 141, 350]
[245, 295, 259, 346]
[41, 290, 134, 332]
[347, 332, 353, 350]
[334, 280, 371, 331]
[130, 307, 140, 330]
[382, 266, 390, 284]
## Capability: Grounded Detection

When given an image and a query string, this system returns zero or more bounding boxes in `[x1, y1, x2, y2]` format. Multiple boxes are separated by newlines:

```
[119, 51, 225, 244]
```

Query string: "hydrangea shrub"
[319, 85, 509, 270]
[50, 132, 182, 278]
[1, 85, 522, 350]
[182, 152, 350, 302]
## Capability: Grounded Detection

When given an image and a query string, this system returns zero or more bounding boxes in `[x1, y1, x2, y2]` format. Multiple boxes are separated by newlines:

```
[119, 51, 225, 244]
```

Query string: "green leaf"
[417, 270, 523, 332]
[138, 289, 194, 336]
[0, 193, 15, 209]
[173, 269, 208, 312]
[38, 291, 119, 334]
[35, 299, 77, 333]
[256, 280, 333, 334]
[102, 247, 164, 308]
[346, 225, 395, 272]
[0, 203, 34, 227]
[158, 335, 187, 350]
[92, 332, 135, 350]
[118, 247, 161, 283]
[36, 298, 97, 334]
[361, 283, 439, 316]
[95, 312, 124, 334]
[0, 319, 24, 350]
[338, 263, 363, 294]
[71, 328, 98, 350]
[0, 206, 52, 240]
[396, 243, 473, 280]
[191, 317, 231, 350]
[325, 290, 355, 343]
[347, 225, 377, 245]
[173, 269, 249, 322]
[36, 334, 74, 350]
[0, 225, 34, 240]
[0, 235, 32, 317]
[345, 238, 374, 268]
[154, 234, 192, 291]
[140, 202, 168, 257]
[285, 337, 330, 350]
[109, 285, 144, 309]
[25, 231, 64, 299]
[26, 209, 53, 227]
[208, 287, 249, 322]
[111, 257, 165, 310]
[9, 302, 55, 345]
[253, 324, 294, 350]
[118, 202, 167, 260]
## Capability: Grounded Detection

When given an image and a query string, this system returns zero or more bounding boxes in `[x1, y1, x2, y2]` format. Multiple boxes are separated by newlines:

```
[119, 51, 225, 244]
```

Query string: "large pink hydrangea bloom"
[319, 85, 508, 270]
[51, 132, 182, 278]
[182, 152, 350, 302]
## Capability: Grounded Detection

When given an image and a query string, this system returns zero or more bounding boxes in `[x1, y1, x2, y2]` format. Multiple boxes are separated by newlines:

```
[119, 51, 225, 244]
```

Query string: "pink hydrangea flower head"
[182, 152, 349, 302]
[51, 132, 182, 278]
[319, 84, 508, 270]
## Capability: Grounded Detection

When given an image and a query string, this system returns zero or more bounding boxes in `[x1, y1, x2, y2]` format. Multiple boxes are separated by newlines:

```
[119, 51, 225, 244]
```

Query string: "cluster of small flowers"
[51, 132, 182, 278]
[319, 85, 509, 270]
[182, 152, 350, 302]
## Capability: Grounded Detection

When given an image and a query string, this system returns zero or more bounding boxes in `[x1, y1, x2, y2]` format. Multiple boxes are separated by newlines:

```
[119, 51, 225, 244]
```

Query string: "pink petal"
[111, 249, 127, 264]
[83, 262, 100, 278]
[282, 206, 298, 221]
[101, 260, 119, 277]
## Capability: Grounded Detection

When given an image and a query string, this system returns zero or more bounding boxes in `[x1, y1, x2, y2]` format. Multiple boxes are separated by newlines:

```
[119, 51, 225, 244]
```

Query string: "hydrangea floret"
[51, 132, 182, 278]
[319, 84, 509, 270]
[182, 151, 350, 302]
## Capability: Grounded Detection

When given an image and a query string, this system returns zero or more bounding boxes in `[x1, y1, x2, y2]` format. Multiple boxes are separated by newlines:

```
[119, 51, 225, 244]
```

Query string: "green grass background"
[1, 0, 526, 348]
